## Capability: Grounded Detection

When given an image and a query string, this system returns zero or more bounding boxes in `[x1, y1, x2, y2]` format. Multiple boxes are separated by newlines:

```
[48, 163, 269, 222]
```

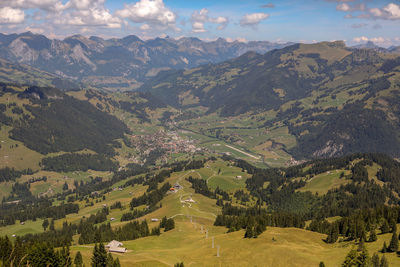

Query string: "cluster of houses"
[126, 130, 203, 165]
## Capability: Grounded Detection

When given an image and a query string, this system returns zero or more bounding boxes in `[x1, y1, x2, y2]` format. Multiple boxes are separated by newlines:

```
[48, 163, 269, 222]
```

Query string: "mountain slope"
[0, 58, 81, 91]
[1, 85, 129, 156]
[142, 41, 400, 158]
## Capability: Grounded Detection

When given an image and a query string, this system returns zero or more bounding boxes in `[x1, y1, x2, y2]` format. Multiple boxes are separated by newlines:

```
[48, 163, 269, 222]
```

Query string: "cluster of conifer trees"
[187, 176, 231, 201]
[41, 153, 118, 172]
[214, 204, 305, 238]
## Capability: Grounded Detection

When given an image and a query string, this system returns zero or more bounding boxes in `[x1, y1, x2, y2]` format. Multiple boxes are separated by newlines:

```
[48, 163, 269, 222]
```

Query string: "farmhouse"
[105, 240, 123, 248]
[108, 247, 127, 253]
[105, 240, 127, 253]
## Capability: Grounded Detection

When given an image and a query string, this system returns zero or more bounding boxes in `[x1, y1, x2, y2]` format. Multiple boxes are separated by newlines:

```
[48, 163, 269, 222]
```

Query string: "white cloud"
[190, 8, 228, 33]
[337, 3, 351, 12]
[55, 0, 122, 28]
[353, 36, 369, 43]
[380, 3, 400, 20]
[116, 0, 176, 28]
[240, 13, 269, 27]
[367, 3, 400, 20]
[341, 2, 400, 21]
[226, 37, 247, 43]
[192, 21, 206, 33]
[0, 0, 66, 12]
[140, 23, 150, 30]
[24, 25, 45, 34]
[0, 7, 25, 24]
[353, 36, 391, 46]
[336, 2, 365, 12]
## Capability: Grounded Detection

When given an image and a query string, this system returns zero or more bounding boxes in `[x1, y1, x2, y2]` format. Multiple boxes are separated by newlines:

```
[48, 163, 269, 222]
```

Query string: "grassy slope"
[2, 159, 400, 266]
[71, 222, 400, 267]
[297, 170, 351, 195]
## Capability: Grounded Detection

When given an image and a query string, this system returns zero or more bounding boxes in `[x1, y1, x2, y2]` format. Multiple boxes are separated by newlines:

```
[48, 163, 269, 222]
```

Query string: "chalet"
[108, 247, 127, 253]
[105, 240, 123, 248]
[173, 183, 182, 190]
[106, 240, 127, 253]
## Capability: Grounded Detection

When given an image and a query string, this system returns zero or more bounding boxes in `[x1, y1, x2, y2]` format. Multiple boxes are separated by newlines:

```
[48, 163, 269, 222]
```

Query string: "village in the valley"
[126, 130, 204, 165]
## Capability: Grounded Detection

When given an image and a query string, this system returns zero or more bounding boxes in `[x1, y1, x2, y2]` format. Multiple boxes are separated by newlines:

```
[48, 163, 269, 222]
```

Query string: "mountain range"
[0, 32, 293, 91]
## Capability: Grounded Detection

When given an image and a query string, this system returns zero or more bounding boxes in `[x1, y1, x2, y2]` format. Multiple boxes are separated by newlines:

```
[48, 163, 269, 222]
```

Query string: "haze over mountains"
[0, 32, 292, 90]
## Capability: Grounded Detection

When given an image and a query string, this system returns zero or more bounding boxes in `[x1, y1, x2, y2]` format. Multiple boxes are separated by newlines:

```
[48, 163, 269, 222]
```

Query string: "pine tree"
[382, 241, 388, 253]
[106, 253, 114, 266]
[91, 243, 107, 267]
[380, 219, 390, 234]
[380, 255, 389, 267]
[164, 218, 175, 232]
[391, 221, 397, 233]
[342, 249, 359, 267]
[50, 219, 55, 231]
[319, 262, 326, 267]
[59, 246, 72, 267]
[42, 218, 49, 231]
[74, 251, 83, 267]
[368, 228, 377, 242]
[358, 244, 370, 267]
[326, 225, 339, 243]
[25, 243, 61, 267]
[113, 257, 121, 267]
[244, 225, 254, 238]
[389, 230, 399, 252]
[160, 216, 167, 228]
[151, 226, 161, 236]
[91, 243, 99, 267]
[372, 253, 380, 267]
[0, 236, 12, 263]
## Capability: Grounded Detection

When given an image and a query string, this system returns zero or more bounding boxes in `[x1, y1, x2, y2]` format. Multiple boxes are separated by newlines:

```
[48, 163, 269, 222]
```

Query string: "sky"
[0, 0, 399, 47]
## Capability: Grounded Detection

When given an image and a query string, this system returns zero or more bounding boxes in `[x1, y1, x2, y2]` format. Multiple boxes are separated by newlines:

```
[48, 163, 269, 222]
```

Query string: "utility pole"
[212, 236, 214, 248]
[217, 245, 220, 257]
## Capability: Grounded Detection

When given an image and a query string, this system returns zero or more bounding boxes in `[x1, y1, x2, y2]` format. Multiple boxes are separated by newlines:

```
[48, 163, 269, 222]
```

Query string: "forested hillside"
[6, 86, 129, 155]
